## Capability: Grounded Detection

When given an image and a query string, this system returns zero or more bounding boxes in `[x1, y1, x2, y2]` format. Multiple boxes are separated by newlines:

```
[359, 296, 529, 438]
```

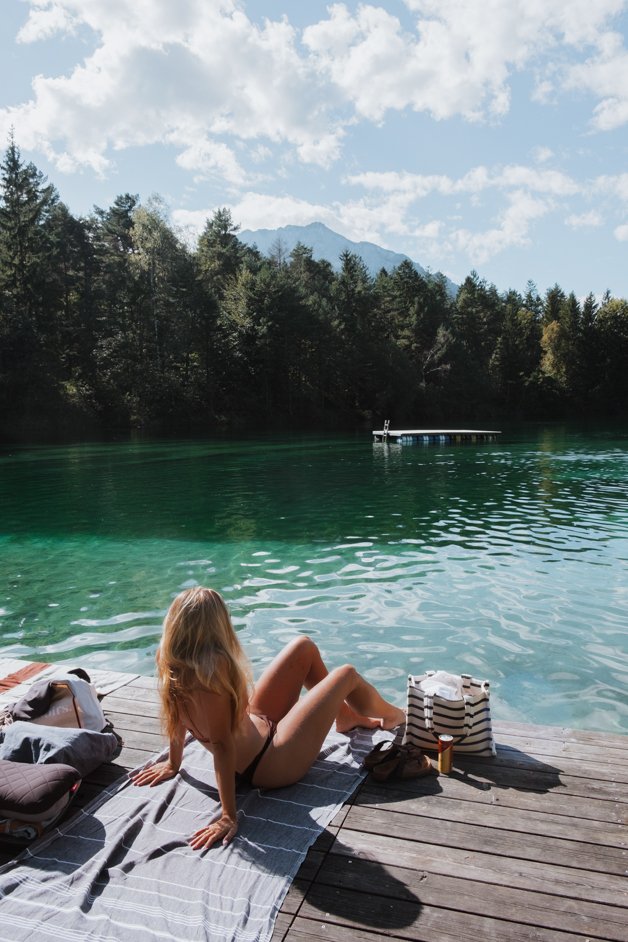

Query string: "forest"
[1, 136, 627, 441]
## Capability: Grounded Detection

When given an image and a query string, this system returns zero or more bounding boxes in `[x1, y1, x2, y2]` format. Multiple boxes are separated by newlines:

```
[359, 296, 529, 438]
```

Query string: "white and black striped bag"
[403, 671, 496, 756]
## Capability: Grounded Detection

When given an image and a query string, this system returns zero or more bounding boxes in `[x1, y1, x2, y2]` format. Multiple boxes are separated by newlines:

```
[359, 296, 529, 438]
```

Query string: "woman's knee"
[290, 634, 315, 651]
[331, 663, 358, 688]
[284, 635, 317, 662]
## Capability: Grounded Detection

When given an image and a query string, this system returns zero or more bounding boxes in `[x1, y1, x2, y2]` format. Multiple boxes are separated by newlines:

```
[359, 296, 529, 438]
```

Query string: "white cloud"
[449, 190, 550, 265]
[343, 161, 606, 266]
[614, 223, 628, 240]
[566, 210, 603, 228]
[594, 173, 628, 200]
[564, 30, 628, 131]
[4, 0, 628, 189]
[2, 0, 343, 177]
[347, 165, 580, 199]
[303, 2, 515, 123]
[175, 139, 248, 187]
[496, 166, 580, 195]
[533, 147, 555, 164]
[17, 2, 77, 42]
[305, 0, 628, 125]
[405, 0, 625, 46]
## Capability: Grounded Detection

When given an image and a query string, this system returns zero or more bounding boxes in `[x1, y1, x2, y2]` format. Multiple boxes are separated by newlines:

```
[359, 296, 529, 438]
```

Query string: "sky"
[1, 0, 628, 299]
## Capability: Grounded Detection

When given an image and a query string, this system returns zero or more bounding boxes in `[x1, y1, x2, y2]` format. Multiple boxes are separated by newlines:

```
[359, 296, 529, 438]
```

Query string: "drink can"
[437, 734, 454, 774]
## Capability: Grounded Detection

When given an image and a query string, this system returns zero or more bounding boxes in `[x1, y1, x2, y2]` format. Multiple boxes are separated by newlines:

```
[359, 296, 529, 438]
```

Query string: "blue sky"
[1, 0, 628, 298]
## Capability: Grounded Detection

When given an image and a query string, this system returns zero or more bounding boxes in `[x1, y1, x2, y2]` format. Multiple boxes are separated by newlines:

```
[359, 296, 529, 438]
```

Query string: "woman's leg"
[253, 664, 405, 789]
[248, 636, 380, 732]
[247, 635, 327, 721]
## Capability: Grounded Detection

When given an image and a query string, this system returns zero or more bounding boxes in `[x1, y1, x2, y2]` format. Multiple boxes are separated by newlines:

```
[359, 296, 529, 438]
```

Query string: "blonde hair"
[157, 587, 252, 740]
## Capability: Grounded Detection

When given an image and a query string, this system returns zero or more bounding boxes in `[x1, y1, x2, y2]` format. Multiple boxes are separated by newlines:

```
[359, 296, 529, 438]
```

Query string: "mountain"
[238, 221, 458, 296]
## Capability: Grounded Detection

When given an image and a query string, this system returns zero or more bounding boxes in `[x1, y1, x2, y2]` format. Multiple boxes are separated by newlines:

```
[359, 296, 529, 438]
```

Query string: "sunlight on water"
[1, 426, 627, 733]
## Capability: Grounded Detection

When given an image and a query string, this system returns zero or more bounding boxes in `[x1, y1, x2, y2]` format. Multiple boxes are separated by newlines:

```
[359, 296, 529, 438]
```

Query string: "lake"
[1, 425, 627, 733]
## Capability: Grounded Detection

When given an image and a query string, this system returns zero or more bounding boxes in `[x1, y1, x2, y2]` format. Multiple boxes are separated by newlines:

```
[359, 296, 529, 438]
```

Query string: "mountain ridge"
[239, 221, 458, 296]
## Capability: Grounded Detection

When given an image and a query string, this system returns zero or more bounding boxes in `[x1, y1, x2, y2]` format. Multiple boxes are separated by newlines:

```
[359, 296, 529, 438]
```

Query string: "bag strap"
[422, 693, 434, 730]
[50, 682, 82, 728]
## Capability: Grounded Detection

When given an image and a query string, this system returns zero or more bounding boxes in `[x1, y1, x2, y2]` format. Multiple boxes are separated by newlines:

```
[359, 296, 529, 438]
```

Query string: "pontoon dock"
[373, 428, 501, 444]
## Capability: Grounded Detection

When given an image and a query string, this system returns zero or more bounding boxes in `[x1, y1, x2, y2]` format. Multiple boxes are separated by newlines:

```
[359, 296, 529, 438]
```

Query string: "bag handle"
[461, 673, 491, 696]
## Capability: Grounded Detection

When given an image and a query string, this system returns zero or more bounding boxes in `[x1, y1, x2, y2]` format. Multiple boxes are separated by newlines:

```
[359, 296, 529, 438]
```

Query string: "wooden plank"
[331, 826, 628, 908]
[494, 721, 628, 749]
[495, 730, 628, 763]
[343, 805, 628, 876]
[355, 787, 627, 846]
[405, 757, 627, 803]
[122, 674, 158, 691]
[104, 708, 164, 736]
[296, 849, 326, 883]
[103, 691, 161, 716]
[90, 745, 158, 773]
[108, 726, 166, 752]
[312, 854, 628, 942]
[282, 879, 310, 916]
[285, 918, 403, 942]
[271, 911, 296, 941]
[358, 776, 627, 824]
[443, 739, 628, 777]
[298, 884, 594, 942]
[461, 747, 628, 785]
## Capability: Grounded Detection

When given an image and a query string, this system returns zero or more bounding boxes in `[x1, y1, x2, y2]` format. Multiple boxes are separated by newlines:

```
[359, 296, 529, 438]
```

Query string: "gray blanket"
[0, 721, 121, 777]
[0, 728, 387, 941]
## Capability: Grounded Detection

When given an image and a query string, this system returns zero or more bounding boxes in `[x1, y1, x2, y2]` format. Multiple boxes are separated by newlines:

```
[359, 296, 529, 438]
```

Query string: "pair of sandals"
[363, 740, 434, 782]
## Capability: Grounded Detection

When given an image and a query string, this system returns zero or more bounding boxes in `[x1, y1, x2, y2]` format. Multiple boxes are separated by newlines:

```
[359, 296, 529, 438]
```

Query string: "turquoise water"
[1, 427, 627, 733]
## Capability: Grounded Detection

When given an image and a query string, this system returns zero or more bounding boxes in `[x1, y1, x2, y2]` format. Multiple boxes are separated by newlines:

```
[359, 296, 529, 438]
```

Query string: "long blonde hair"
[157, 587, 252, 739]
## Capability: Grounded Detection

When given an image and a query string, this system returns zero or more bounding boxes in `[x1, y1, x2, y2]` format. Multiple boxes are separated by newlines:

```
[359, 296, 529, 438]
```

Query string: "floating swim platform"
[373, 427, 501, 444]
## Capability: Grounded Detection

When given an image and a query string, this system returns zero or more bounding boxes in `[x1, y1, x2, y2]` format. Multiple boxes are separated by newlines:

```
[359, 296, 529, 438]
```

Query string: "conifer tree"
[0, 133, 60, 429]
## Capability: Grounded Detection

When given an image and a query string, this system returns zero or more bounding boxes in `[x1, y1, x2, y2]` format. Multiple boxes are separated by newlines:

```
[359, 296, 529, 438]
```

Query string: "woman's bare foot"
[379, 707, 407, 731]
[335, 702, 380, 733]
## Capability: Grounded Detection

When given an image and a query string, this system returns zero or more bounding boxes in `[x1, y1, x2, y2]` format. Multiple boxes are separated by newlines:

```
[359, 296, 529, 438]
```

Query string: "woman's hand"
[189, 814, 238, 850]
[130, 759, 179, 787]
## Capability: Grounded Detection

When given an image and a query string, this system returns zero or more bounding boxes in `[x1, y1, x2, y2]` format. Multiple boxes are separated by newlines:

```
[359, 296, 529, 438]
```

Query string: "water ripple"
[1, 430, 627, 731]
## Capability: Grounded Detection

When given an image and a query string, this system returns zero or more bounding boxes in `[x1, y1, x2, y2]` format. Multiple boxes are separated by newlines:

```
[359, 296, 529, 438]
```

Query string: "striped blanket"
[0, 728, 386, 941]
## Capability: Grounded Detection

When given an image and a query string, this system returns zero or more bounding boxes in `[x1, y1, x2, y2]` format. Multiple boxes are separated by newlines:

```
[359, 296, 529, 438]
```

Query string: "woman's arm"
[184, 689, 239, 850]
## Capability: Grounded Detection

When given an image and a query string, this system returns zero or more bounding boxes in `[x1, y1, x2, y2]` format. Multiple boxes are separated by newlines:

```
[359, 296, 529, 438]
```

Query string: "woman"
[131, 586, 405, 850]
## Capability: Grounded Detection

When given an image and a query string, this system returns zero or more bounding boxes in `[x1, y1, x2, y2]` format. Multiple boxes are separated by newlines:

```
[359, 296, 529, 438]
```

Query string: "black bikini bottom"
[235, 716, 277, 785]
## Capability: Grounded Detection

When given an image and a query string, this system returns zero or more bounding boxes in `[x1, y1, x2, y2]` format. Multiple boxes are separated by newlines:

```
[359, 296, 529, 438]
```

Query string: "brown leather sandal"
[362, 741, 401, 770]
[371, 744, 434, 782]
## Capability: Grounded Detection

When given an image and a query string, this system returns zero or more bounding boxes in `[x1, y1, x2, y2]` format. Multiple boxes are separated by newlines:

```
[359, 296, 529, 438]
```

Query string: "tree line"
[1, 136, 627, 440]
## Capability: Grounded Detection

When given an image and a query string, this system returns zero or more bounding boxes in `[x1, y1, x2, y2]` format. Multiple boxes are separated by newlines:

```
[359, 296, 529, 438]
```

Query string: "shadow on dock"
[304, 833, 423, 931]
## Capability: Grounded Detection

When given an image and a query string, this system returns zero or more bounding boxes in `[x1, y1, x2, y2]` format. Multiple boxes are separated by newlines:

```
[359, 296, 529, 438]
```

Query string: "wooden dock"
[2, 668, 627, 941]
[373, 428, 501, 444]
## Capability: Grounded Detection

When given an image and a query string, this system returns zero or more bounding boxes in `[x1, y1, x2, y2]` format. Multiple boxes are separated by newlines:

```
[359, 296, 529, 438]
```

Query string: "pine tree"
[0, 133, 60, 428]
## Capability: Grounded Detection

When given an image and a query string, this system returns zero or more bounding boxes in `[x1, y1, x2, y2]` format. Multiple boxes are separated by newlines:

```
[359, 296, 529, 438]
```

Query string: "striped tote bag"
[403, 671, 496, 756]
